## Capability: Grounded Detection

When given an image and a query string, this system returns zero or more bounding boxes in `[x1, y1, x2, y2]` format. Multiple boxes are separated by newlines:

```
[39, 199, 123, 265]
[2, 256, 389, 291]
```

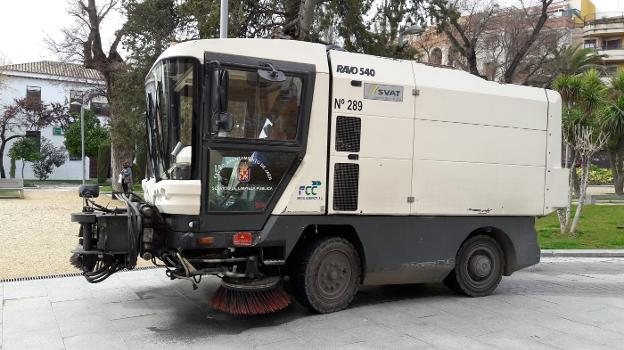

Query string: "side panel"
[259, 215, 540, 285]
[327, 51, 415, 215]
[411, 161, 546, 215]
[544, 90, 568, 213]
[411, 62, 550, 216]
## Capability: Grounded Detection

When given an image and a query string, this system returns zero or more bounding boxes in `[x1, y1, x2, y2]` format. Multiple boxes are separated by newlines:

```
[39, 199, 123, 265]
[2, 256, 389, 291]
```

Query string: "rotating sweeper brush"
[210, 276, 291, 315]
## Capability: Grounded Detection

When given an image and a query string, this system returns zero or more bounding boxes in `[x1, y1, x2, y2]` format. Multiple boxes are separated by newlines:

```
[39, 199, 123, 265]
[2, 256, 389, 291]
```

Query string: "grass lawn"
[0, 189, 22, 197]
[99, 184, 142, 193]
[24, 179, 98, 187]
[537, 204, 624, 249]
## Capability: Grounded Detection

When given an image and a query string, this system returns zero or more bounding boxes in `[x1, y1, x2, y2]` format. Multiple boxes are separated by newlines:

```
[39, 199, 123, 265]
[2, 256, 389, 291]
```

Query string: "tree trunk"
[615, 176, 624, 195]
[570, 158, 591, 234]
[467, 49, 480, 76]
[572, 162, 580, 197]
[0, 142, 6, 178]
[298, 0, 318, 40]
[9, 157, 16, 178]
[560, 153, 576, 234]
[111, 142, 133, 192]
[614, 149, 624, 195]
[557, 208, 567, 234]
[21, 161, 25, 179]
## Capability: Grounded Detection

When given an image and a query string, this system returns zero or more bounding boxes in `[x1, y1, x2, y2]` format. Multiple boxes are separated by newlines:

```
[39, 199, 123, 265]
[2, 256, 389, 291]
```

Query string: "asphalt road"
[1, 257, 623, 350]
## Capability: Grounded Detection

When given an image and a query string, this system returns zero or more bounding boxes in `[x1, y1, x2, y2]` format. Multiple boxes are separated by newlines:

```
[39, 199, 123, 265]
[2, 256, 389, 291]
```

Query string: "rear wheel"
[444, 235, 504, 297]
[292, 237, 361, 313]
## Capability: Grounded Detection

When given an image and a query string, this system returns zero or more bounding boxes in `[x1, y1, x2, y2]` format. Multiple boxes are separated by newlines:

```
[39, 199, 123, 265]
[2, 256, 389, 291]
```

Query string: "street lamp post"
[70, 101, 86, 185]
[220, 0, 228, 38]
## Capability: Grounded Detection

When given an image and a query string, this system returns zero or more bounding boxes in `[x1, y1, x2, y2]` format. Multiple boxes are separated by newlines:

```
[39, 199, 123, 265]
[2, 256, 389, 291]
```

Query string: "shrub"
[31, 138, 66, 180]
[577, 165, 613, 185]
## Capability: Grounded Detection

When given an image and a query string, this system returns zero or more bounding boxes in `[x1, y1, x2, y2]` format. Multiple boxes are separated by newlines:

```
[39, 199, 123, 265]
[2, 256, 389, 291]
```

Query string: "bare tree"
[430, 0, 499, 76]
[502, 0, 555, 83]
[48, 0, 128, 191]
[558, 126, 608, 234]
[429, 0, 558, 82]
[0, 99, 68, 178]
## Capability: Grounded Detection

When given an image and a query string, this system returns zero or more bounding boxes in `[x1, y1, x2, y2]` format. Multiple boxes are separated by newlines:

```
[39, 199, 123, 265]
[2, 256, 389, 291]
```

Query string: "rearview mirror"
[258, 62, 286, 83]
[217, 69, 229, 112]
[209, 66, 232, 133]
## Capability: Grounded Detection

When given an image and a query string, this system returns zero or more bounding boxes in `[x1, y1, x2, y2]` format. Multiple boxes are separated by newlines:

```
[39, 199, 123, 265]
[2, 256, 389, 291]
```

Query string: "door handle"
[348, 154, 359, 160]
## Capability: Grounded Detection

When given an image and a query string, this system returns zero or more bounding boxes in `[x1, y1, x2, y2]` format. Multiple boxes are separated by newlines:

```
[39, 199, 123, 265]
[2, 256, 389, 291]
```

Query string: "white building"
[0, 61, 109, 180]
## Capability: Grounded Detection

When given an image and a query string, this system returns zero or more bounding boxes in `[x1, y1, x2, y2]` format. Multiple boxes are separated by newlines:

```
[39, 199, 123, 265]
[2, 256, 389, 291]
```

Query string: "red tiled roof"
[0, 61, 104, 81]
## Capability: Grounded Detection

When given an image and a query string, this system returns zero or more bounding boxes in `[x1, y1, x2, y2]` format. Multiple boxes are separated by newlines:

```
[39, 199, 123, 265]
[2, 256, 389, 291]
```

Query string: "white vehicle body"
[142, 39, 567, 218]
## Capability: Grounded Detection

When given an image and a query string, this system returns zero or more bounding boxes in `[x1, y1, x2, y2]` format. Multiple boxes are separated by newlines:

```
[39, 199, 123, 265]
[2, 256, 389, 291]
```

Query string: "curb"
[541, 249, 624, 258]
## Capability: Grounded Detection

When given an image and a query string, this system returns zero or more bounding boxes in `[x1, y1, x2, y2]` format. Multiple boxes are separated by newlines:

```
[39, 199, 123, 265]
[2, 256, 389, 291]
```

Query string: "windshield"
[216, 68, 303, 142]
[145, 58, 196, 180]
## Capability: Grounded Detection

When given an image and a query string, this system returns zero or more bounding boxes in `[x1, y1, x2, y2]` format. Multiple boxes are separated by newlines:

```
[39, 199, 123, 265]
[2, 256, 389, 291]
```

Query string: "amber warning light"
[233, 232, 253, 246]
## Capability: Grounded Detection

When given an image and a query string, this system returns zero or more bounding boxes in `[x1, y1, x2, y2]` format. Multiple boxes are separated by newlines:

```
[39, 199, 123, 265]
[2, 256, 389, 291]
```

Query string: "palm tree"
[550, 44, 605, 77]
[553, 69, 608, 234]
[600, 70, 624, 194]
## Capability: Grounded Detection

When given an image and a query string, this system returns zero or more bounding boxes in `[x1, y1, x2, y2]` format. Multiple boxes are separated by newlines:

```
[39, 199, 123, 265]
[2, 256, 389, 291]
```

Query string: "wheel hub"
[469, 254, 492, 279]
[318, 251, 351, 299]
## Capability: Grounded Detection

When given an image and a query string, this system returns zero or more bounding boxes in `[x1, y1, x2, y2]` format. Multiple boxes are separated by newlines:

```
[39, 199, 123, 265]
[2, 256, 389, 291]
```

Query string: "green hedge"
[97, 143, 111, 184]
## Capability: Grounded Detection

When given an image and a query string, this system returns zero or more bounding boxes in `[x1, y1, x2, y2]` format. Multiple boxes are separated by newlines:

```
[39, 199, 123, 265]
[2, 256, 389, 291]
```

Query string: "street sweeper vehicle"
[70, 38, 568, 315]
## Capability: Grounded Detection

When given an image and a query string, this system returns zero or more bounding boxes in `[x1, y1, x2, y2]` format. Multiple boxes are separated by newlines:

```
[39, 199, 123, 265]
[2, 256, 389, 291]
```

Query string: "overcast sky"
[0, 0, 622, 65]
[0, 0, 124, 65]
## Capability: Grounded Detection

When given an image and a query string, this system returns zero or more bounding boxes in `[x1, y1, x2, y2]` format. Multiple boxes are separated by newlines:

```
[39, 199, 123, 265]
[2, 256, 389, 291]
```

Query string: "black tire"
[444, 235, 504, 297]
[292, 237, 361, 313]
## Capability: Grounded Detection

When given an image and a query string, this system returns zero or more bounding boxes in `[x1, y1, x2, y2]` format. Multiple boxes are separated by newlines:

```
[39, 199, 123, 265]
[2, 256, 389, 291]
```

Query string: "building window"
[430, 47, 443, 65]
[69, 155, 82, 161]
[52, 127, 63, 136]
[90, 102, 110, 116]
[483, 62, 497, 81]
[69, 90, 84, 114]
[26, 86, 41, 104]
[604, 39, 622, 50]
[602, 65, 619, 77]
[584, 39, 597, 49]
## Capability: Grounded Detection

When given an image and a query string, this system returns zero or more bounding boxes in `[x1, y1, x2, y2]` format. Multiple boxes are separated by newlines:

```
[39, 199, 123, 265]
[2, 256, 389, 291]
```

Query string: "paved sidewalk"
[1, 257, 624, 350]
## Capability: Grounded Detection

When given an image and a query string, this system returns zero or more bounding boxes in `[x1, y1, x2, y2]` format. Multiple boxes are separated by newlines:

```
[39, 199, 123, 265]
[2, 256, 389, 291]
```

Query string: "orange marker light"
[196, 236, 215, 246]
[233, 232, 253, 246]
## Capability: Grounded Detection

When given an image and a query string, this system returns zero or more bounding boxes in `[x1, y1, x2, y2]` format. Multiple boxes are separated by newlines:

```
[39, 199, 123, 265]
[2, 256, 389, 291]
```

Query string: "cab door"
[327, 51, 416, 215]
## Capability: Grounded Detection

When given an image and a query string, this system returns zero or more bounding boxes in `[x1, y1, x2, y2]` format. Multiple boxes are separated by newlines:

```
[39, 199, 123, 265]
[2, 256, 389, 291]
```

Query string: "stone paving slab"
[1, 257, 624, 350]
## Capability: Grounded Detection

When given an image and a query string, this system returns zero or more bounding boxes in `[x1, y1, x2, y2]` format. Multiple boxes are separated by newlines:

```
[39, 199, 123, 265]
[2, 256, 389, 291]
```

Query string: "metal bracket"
[412, 89, 420, 96]
[407, 196, 415, 203]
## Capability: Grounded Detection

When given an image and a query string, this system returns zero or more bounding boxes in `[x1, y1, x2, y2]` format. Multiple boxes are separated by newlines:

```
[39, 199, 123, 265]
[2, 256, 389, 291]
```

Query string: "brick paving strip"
[1, 257, 623, 350]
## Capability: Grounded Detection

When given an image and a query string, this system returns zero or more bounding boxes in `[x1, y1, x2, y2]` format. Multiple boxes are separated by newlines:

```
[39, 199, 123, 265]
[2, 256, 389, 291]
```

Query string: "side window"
[26, 86, 41, 104]
[218, 69, 302, 142]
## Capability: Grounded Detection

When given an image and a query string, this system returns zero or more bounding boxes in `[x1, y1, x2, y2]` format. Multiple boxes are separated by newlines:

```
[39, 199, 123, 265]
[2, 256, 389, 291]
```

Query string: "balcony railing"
[583, 12, 624, 25]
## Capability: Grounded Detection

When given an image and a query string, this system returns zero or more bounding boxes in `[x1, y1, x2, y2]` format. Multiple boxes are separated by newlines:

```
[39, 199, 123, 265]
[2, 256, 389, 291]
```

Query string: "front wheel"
[292, 237, 361, 313]
[444, 235, 504, 297]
